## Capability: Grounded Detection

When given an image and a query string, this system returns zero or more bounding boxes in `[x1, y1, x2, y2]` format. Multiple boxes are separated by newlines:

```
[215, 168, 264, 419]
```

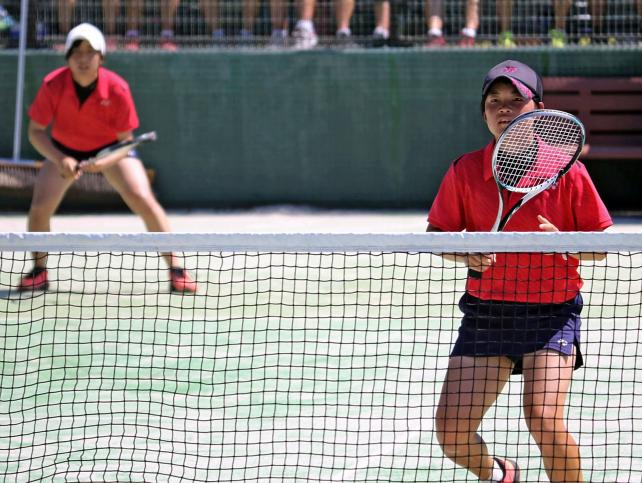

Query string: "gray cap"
[482, 59, 543, 101]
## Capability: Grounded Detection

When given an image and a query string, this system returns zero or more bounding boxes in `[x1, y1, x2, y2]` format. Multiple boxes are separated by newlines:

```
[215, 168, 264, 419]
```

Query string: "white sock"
[295, 19, 314, 33]
[336, 27, 351, 36]
[462, 27, 476, 38]
[428, 27, 443, 37]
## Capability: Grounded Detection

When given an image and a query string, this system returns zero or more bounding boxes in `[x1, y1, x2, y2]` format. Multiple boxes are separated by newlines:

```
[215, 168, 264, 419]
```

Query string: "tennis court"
[1, 213, 641, 482]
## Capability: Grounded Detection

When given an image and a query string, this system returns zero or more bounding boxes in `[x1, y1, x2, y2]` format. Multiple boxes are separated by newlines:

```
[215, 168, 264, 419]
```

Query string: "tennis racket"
[79, 131, 157, 169]
[468, 109, 585, 279]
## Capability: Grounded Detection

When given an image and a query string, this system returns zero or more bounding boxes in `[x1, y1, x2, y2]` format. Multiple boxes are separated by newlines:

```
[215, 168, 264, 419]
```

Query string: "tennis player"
[18, 23, 197, 293]
[427, 60, 612, 482]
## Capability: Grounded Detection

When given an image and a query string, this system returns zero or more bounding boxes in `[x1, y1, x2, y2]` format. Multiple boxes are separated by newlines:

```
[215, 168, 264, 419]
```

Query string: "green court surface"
[1, 245, 640, 482]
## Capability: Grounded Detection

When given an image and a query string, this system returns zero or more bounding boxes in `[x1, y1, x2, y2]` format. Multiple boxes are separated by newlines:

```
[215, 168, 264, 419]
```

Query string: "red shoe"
[160, 39, 178, 51]
[106, 36, 118, 51]
[18, 267, 49, 292]
[426, 34, 446, 47]
[170, 268, 197, 293]
[495, 457, 521, 483]
[124, 38, 140, 51]
[458, 35, 475, 47]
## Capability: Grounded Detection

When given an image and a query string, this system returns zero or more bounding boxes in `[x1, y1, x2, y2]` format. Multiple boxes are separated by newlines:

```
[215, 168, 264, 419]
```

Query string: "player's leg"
[268, 0, 288, 41]
[101, 156, 196, 292]
[57, 0, 75, 37]
[124, 0, 143, 50]
[335, 0, 354, 36]
[435, 355, 514, 480]
[102, 156, 171, 250]
[292, 0, 318, 49]
[373, 0, 390, 40]
[425, 0, 445, 45]
[160, 0, 181, 50]
[522, 348, 583, 482]
[200, 0, 223, 38]
[459, 0, 479, 46]
[19, 160, 76, 290]
[102, 0, 119, 49]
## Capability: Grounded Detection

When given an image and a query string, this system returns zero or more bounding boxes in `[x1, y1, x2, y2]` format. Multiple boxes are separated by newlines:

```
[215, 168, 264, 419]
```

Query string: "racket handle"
[467, 268, 483, 279]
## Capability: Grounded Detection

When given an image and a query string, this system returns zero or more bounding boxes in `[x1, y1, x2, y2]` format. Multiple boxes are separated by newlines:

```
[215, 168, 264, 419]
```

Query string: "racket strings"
[495, 115, 583, 190]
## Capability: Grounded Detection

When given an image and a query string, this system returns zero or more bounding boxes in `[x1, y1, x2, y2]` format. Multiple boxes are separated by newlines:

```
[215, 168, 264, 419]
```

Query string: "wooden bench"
[542, 77, 642, 161]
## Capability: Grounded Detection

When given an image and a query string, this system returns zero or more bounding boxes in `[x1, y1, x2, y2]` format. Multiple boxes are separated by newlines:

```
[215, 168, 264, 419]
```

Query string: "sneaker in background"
[124, 30, 140, 51]
[160, 30, 178, 51]
[548, 28, 567, 48]
[372, 26, 389, 47]
[458, 34, 475, 47]
[497, 30, 516, 47]
[268, 29, 288, 48]
[426, 34, 446, 47]
[292, 25, 318, 50]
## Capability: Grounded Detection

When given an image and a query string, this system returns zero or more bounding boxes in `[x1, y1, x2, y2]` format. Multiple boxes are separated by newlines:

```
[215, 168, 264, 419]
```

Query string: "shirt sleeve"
[427, 163, 465, 231]
[112, 83, 139, 133]
[571, 163, 613, 231]
[27, 82, 56, 127]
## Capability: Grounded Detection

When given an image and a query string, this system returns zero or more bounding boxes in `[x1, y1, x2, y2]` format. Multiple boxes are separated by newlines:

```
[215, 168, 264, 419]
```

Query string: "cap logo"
[503, 66, 518, 73]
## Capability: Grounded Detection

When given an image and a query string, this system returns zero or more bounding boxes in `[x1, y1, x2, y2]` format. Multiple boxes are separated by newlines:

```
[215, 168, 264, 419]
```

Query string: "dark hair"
[479, 78, 542, 114]
[65, 39, 85, 60]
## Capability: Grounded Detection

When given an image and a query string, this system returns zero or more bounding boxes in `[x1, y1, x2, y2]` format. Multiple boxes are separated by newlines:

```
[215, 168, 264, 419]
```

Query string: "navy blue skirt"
[451, 292, 584, 375]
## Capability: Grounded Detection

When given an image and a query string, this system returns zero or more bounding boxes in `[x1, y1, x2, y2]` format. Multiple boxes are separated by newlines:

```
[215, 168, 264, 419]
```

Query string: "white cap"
[64, 23, 106, 57]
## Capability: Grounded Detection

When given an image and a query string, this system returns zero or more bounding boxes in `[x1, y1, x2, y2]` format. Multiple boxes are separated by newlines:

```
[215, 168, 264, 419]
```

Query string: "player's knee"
[435, 415, 462, 457]
[524, 406, 564, 441]
[124, 190, 157, 214]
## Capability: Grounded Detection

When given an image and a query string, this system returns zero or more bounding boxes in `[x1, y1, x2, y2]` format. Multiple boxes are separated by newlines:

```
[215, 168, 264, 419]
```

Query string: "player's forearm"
[28, 126, 68, 165]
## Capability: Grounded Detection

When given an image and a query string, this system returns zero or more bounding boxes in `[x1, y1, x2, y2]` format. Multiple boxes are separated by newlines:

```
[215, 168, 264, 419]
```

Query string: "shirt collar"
[65, 66, 108, 100]
[482, 139, 496, 181]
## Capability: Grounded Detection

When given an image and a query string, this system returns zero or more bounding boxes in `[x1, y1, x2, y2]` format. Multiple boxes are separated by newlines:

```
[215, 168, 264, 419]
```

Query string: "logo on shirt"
[556, 338, 569, 347]
[100, 99, 111, 107]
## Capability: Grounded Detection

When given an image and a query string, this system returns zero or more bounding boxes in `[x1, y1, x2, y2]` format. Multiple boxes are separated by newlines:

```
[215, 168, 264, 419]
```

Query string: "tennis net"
[0, 232, 640, 482]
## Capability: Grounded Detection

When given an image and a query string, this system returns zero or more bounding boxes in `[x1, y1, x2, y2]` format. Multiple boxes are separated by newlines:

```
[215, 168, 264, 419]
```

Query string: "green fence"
[2, 48, 641, 210]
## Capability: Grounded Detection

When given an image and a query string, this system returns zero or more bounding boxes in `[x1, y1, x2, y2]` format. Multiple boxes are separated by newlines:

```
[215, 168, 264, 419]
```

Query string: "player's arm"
[27, 120, 80, 179]
[78, 131, 134, 173]
[426, 223, 496, 272]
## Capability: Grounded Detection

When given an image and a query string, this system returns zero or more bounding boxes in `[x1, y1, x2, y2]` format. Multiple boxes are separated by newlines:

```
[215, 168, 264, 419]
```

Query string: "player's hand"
[57, 156, 82, 180]
[538, 215, 559, 232]
[77, 159, 104, 173]
[538, 215, 571, 260]
[466, 253, 496, 274]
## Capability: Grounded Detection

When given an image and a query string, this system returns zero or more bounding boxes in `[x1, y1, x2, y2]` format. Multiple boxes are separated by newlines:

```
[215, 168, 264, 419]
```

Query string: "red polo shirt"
[28, 67, 139, 152]
[428, 139, 613, 303]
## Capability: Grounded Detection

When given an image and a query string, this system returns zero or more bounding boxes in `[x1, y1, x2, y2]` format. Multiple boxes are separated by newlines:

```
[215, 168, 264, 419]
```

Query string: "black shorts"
[52, 138, 138, 161]
[451, 292, 584, 375]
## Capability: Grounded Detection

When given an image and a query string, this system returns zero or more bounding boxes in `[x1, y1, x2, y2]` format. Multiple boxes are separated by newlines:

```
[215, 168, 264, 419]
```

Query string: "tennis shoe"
[292, 26, 318, 50]
[170, 268, 197, 293]
[548, 28, 567, 48]
[495, 457, 520, 483]
[106, 36, 118, 51]
[426, 34, 446, 47]
[18, 267, 49, 292]
[160, 39, 178, 51]
[497, 30, 516, 47]
[458, 34, 475, 47]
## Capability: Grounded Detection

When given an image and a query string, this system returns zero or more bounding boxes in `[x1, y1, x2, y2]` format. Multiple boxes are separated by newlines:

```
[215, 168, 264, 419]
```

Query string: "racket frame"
[468, 109, 585, 278]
